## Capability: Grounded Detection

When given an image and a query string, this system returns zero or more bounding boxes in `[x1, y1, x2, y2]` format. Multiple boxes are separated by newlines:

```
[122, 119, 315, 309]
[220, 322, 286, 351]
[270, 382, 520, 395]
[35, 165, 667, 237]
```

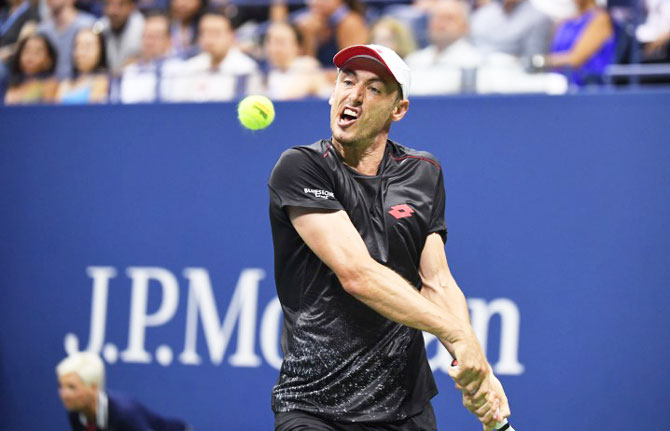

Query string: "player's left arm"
[419, 233, 511, 426]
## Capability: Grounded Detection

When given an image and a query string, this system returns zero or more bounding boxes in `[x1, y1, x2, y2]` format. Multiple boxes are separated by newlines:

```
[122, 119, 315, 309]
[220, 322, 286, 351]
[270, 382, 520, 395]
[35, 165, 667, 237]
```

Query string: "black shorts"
[274, 403, 437, 431]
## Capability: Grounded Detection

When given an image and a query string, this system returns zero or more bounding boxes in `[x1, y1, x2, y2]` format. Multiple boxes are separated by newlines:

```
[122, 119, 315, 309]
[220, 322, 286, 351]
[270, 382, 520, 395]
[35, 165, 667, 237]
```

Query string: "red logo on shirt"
[389, 204, 414, 219]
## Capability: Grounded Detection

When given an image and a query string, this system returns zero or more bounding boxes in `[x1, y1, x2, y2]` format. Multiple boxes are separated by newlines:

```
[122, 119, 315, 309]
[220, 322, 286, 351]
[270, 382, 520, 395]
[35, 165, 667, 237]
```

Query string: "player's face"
[58, 373, 97, 412]
[329, 58, 408, 148]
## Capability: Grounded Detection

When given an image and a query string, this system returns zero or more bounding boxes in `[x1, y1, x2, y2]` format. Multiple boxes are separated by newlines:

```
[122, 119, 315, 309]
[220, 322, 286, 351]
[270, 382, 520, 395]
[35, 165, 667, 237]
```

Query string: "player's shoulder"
[273, 140, 332, 168]
[389, 140, 443, 172]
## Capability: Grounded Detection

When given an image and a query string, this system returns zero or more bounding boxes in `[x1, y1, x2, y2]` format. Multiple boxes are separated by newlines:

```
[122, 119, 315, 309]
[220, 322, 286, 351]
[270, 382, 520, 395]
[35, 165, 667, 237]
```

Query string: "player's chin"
[332, 129, 359, 147]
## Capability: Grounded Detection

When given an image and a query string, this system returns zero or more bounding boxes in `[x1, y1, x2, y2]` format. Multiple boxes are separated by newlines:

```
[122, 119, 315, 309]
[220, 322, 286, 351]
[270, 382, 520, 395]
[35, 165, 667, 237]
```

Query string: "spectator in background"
[0, 0, 40, 61]
[4, 32, 58, 103]
[56, 352, 188, 431]
[56, 27, 109, 102]
[295, 0, 368, 66]
[163, 10, 261, 101]
[405, 0, 482, 94]
[470, 0, 552, 65]
[120, 11, 174, 102]
[169, 0, 203, 57]
[369, 16, 417, 58]
[100, 0, 144, 75]
[545, 0, 615, 87]
[636, 0, 670, 62]
[37, 0, 95, 78]
[263, 21, 329, 100]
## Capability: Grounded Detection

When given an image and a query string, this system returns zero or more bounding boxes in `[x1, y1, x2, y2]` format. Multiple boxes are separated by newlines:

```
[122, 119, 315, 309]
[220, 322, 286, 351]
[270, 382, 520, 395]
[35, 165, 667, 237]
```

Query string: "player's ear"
[391, 99, 409, 122]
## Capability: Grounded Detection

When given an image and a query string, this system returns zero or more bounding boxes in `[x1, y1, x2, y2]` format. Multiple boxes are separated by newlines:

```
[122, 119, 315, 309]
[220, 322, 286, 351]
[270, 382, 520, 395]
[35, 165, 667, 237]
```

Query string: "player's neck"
[332, 134, 387, 176]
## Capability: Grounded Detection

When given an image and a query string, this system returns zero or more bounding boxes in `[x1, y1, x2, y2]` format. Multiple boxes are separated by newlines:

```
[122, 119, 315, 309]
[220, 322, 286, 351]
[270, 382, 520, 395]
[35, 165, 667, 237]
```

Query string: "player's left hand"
[460, 377, 500, 430]
[460, 369, 511, 430]
[487, 370, 511, 419]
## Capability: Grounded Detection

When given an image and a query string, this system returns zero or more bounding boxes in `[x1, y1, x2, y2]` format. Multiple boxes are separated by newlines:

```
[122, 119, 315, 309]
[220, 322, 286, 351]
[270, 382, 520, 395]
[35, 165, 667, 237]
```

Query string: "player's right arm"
[287, 206, 487, 370]
[419, 233, 510, 429]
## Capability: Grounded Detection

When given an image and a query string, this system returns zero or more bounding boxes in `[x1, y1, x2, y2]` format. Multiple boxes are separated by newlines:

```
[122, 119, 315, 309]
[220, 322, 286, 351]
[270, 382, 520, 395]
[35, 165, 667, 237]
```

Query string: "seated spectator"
[381, 0, 431, 49]
[546, 0, 615, 87]
[100, 0, 144, 75]
[263, 21, 330, 100]
[56, 27, 109, 103]
[120, 12, 175, 102]
[56, 352, 188, 431]
[369, 16, 417, 59]
[294, 0, 368, 66]
[162, 10, 262, 102]
[470, 0, 552, 65]
[0, 0, 40, 62]
[37, 0, 96, 78]
[405, 0, 482, 94]
[4, 33, 58, 103]
[636, 0, 670, 62]
[169, 0, 203, 57]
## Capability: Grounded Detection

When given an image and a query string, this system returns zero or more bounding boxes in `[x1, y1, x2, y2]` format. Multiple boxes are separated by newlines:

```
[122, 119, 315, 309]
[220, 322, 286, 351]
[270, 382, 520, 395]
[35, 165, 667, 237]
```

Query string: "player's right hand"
[447, 335, 489, 398]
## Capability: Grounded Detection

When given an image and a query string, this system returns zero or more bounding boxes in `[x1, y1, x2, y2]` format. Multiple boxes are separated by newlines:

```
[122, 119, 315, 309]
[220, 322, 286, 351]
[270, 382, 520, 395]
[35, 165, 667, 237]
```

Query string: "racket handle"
[450, 360, 515, 431]
[495, 417, 514, 431]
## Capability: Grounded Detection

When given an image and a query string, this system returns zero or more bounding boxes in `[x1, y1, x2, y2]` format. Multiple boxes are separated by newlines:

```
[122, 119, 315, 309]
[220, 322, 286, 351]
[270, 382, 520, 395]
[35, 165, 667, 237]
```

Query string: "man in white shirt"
[120, 12, 175, 103]
[163, 10, 262, 102]
[405, 0, 482, 94]
[469, 0, 551, 63]
[637, 0, 670, 61]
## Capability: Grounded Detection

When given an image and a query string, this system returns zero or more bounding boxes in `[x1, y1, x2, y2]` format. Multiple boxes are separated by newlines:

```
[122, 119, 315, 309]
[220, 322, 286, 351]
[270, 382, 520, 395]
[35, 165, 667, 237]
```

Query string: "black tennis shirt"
[268, 139, 447, 423]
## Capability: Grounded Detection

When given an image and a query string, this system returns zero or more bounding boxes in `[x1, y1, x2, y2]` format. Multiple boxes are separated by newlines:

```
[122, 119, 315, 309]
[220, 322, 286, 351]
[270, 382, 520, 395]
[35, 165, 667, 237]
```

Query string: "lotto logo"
[388, 204, 414, 219]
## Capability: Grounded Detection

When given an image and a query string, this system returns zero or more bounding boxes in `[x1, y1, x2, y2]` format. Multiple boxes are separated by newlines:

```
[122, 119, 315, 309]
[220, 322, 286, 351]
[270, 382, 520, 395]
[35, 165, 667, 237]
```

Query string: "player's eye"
[369, 86, 381, 95]
[343, 79, 354, 86]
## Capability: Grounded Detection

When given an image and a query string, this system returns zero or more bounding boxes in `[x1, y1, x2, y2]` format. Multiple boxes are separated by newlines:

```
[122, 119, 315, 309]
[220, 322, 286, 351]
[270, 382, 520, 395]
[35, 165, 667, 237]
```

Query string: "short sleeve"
[268, 147, 344, 211]
[429, 167, 447, 242]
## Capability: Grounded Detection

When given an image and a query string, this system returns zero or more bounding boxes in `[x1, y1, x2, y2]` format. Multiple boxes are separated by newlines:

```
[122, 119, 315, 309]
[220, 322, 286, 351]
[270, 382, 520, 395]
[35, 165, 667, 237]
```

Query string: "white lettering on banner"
[63, 267, 524, 375]
[179, 268, 264, 366]
[64, 267, 116, 355]
[120, 268, 180, 363]
[469, 298, 525, 375]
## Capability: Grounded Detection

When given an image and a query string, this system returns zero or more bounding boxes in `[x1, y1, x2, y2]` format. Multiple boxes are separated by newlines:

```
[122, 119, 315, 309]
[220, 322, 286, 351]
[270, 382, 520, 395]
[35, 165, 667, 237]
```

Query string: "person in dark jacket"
[56, 352, 189, 431]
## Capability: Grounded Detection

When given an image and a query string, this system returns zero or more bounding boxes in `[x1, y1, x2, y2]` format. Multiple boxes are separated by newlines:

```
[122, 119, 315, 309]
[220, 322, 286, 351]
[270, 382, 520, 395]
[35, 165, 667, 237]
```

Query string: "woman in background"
[56, 27, 109, 104]
[370, 16, 417, 59]
[263, 21, 330, 100]
[547, 0, 615, 87]
[169, 0, 203, 57]
[295, 0, 368, 66]
[5, 33, 58, 104]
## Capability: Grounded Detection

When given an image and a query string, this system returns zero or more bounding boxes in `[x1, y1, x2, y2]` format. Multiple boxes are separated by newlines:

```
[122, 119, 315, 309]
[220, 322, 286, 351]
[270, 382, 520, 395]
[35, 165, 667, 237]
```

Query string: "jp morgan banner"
[1, 92, 669, 431]
[64, 266, 524, 375]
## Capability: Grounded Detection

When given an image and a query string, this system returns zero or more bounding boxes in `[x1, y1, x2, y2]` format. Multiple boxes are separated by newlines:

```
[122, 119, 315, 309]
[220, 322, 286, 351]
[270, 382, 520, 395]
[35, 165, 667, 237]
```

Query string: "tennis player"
[268, 44, 510, 431]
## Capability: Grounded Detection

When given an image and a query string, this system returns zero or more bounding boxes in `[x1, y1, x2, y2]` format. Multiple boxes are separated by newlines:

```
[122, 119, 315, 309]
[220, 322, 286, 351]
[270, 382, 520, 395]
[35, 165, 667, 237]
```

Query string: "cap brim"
[333, 45, 397, 83]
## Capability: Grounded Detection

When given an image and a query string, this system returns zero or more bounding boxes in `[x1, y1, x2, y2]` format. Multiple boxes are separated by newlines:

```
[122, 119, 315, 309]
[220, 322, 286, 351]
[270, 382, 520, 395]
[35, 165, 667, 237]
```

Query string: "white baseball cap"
[333, 44, 411, 100]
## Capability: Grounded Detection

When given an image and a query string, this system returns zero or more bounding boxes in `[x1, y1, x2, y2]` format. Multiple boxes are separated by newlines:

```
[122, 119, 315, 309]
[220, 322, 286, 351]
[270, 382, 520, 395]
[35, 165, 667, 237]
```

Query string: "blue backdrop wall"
[1, 91, 669, 431]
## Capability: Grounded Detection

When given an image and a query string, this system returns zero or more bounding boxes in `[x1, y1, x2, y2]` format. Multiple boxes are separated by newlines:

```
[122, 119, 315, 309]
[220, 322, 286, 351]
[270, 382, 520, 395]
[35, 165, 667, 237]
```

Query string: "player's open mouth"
[338, 106, 359, 127]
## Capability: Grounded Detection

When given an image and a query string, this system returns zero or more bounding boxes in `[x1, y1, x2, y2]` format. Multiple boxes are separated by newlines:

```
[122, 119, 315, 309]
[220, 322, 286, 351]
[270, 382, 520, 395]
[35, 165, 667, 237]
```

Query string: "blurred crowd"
[1, 0, 669, 104]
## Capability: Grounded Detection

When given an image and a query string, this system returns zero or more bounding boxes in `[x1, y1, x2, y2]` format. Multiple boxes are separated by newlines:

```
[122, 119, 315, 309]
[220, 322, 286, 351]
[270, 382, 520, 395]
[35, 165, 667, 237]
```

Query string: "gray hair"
[56, 352, 105, 391]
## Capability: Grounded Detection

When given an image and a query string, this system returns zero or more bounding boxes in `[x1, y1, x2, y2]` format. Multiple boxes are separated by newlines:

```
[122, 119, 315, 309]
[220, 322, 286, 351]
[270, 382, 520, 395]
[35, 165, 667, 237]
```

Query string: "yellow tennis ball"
[237, 95, 275, 130]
